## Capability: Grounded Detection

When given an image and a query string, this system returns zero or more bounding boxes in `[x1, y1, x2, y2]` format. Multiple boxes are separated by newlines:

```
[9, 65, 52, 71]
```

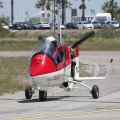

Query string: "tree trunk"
[62, 1, 65, 25]
[11, 0, 14, 23]
[111, 0, 114, 20]
[82, 2, 85, 21]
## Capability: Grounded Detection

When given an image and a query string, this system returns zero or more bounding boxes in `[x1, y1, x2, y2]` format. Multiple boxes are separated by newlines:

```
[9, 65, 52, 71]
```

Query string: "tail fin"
[105, 58, 113, 78]
[72, 45, 79, 58]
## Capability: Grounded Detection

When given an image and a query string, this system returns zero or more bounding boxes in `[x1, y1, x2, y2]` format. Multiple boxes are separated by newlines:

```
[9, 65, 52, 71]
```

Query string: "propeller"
[71, 31, 95, 49]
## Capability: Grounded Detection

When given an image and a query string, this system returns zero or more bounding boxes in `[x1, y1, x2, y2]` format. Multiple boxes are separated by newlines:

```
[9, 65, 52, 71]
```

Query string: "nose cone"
[29, 53, 57, 76]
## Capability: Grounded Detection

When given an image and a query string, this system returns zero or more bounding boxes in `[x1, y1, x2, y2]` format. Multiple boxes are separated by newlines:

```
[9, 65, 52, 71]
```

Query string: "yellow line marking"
[15, 108, 120, 120]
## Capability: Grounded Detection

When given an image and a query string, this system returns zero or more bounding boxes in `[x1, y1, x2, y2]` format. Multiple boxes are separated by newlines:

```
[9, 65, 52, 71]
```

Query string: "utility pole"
[11, 0, 14, 23]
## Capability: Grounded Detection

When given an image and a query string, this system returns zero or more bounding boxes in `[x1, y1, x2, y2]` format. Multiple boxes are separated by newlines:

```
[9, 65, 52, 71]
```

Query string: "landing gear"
[25, 85, 32, 99]
[71, 61, 76, 77]
[63, 82, 68, 87]
[39, 91, 47, 101]
[91, 85, 99, 99]
[25, 85, 47, 101]
[68, 79, 100, 99]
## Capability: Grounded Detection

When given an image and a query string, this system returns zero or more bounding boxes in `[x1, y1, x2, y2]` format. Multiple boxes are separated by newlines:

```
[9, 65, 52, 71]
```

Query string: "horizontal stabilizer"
[69, 58, 113, 82]
[69, 76, 106, 81]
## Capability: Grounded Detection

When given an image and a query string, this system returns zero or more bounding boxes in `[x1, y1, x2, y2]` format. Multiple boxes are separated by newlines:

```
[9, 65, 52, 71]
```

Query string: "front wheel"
[39, 91, 47, 101]
[25, 85, 32, 99]
[91, 85, 99, 99]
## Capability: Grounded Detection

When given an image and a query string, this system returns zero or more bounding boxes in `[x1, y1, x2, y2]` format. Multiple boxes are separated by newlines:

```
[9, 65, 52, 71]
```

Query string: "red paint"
[73, 46, 79, 58]
[29, 45, 72, 77]
[29, 54, 57, 76]
[64, 46, 71, 66]
[110, 59, 113, 63]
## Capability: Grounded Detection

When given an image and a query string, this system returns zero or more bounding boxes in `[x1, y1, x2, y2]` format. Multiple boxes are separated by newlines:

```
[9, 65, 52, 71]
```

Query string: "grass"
[0, 40, 36, 51]
[66, 29, 120, 51]
[0, 29, 120, 51]
[0, 57, 29, 95]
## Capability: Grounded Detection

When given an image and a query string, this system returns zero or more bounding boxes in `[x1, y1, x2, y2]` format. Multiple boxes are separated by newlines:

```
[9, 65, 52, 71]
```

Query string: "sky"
[0, 0, 120, 23]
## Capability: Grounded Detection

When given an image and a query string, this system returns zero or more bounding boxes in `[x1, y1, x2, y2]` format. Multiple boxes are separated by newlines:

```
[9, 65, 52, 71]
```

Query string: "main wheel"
[25, 85, 32, 99]
[91, 85, 99, 99]
[39, 91, 47, 101]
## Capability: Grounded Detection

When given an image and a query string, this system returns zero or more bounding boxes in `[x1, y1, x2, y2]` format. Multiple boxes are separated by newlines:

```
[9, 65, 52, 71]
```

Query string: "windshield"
[30, 36, 66, 59]
[32, 38, 56, 57]
[111, 21, 118, 24]
[83, 21, 90, 24]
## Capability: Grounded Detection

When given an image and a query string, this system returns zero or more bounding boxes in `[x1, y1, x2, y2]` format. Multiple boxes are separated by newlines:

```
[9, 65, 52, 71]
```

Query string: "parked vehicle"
[9, 22, 27, 30]
[28, 23, 36, 29]
[35, 23, 41, 29]
[100, 21, 112, 28]
[118, 21, 120, 27]
[78, 20, 100, 29]
[9, 24, 16, 29]
[56, 24, 65, 29]
[110, 21, 119, 28]
[91, 21, 100, 29]
[16, 24, 27, 30]
[36, 22, 50, 29]
[66, 22, 78, 29]
[83, 21, 93, 29]
[2, 23, 9, 29]
[49, 23, 65, 29]
[77, 21, 84, 29]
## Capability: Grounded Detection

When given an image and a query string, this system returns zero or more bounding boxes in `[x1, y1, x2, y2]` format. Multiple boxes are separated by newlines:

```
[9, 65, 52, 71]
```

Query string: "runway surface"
[0, 51, 120, 120]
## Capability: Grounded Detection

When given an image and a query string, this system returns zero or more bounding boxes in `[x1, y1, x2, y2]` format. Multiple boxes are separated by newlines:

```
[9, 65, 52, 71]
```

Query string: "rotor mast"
[56, 0, 61, 44]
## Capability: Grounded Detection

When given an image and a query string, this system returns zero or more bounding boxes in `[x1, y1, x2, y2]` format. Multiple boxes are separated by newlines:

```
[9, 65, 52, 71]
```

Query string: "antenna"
[56, 0, 61, 44]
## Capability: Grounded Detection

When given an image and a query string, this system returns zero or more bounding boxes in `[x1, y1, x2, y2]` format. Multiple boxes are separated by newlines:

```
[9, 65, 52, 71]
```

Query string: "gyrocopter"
[25, 0, 113, 101]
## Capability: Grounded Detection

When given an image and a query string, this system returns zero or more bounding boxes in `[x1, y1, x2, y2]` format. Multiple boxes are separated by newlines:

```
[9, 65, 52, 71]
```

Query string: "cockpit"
[29, 37, 71, 76]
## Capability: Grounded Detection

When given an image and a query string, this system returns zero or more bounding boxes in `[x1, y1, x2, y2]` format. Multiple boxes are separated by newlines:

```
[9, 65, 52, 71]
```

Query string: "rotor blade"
[71, 31, 95, 49]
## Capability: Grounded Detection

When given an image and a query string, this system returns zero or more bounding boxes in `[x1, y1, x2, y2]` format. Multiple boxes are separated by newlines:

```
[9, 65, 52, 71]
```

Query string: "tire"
[25, 85, 32, 99]
[91, 85, 99, 99]
[39, 91, 47, 101]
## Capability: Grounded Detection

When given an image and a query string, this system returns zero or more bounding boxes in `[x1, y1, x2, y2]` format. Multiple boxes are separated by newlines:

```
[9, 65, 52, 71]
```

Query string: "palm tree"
[101, 1, 110, 13]
[101, 0, 118, 20]
[115, 7, 120, 20]
[35, 0, 53, 17]
[0, 1, 3, 8]
[35, 0, 46, 17]
[45, 0, 53, 17]
[61, 0, 72, 25]
[79, 0, 86, 21]
[35, 0, 72, 24]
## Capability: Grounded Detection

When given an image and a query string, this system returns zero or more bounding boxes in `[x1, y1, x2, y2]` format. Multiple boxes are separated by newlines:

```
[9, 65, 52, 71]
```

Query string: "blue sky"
[0, 0, 120, 23]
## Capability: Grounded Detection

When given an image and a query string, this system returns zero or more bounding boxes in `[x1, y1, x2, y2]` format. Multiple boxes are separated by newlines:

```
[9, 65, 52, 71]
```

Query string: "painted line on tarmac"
[81, 55, 120, 60]
[14, 108, 120, 120]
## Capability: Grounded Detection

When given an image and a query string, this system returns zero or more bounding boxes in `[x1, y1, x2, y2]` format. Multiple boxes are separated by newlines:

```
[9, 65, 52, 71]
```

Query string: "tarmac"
[0, 51, 120, 120]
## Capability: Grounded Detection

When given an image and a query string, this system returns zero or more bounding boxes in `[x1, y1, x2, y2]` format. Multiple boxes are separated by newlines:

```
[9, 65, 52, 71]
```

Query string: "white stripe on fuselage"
[30, 64, 71, 90]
